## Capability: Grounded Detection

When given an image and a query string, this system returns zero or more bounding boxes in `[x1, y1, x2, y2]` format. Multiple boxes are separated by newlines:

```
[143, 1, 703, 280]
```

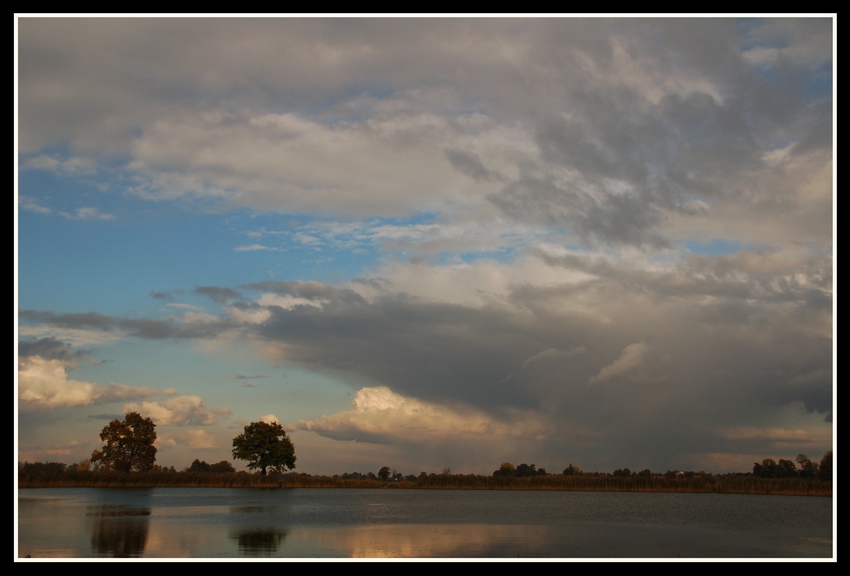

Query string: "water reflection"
[17, 488, 833, 558]
[86, 504, 151, 558]
[302, 523, 548, 558]
[229, 506, 273, 514]
[229, 528, 289, 555]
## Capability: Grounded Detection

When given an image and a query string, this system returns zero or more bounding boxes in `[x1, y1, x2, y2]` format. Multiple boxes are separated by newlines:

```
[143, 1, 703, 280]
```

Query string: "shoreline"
[17, 477, 832, 497]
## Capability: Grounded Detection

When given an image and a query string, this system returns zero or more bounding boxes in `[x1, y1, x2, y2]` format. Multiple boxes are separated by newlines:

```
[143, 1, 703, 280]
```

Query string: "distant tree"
[188, 459, 211, 473]
[494, 462, 516, 477]
[187, 459, 235, 473]
[796, 454, 817, 478]
[515, 463, 536, 477]
[378, 466, 391, 480]
[563, 463, 581, 476]
[442, 467, 452, 476]
[209, 460, 235, 473]
[232, 421, 296, 476]
[91, 412, 157, 473]
[818, 451, 832, 481]
[777, 459, 797, 478]
[753, 459, 777, 478]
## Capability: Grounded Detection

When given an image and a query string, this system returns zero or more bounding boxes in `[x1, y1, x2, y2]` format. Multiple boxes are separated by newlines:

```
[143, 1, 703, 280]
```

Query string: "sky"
[15, 15, 834, 477]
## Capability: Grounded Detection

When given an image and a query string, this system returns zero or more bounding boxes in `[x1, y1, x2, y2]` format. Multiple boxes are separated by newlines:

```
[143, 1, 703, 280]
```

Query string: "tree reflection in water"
[87, 505, 151, 558]
[229, 528, 289, 555]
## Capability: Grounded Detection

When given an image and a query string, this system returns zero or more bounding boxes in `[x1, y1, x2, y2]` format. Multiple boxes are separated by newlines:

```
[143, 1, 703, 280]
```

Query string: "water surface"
[16, 488, 834, 558]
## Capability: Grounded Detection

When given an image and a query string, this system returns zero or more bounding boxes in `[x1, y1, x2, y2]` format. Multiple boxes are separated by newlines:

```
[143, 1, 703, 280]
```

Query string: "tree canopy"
[232, 421, 296, 475]
[90, 412, 157, 472]
[188, 459, 236, 473]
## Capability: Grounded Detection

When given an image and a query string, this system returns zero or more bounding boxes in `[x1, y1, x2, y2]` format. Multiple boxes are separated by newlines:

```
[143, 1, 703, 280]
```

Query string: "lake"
[16, 487, 834, 559]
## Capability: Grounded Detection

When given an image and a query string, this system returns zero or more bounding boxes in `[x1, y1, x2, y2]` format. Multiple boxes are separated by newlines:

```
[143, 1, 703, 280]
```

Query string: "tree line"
[17, 412, 833, 496]
[82, 412, 296, 475]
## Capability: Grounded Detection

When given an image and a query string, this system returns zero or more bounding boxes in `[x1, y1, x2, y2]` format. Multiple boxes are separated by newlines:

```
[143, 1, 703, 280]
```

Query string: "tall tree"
[232, 421, 296, 475]
[91, 412, 157, 472]
[796, 454, 817, 478]
[818, 451, 833, 481]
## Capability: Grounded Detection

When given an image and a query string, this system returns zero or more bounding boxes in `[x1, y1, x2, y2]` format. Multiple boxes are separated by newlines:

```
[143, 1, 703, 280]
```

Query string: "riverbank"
[17, 470, 832, 496]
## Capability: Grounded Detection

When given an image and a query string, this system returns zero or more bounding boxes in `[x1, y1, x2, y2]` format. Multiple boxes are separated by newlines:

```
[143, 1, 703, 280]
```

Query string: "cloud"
[588, 341, 651, 385]
[18, 356, 166, 411]
[721, 426, 820, 442]
[19, 196, 52, 214]
[23, 154, 96, 175]
[520, 347, 586, 369]
[18, 232, 832, 470]
[259, 414, 279, 424]
[294, 386, 547, 445]
[236, 260, 830, 470]
[193, 286, 243, 303]
[16, 18, 833, 473]
[18, 337, 85, 362]
[234, 244, 281, 252]
[123, 108, 502, 219]
[45, 440, 79, 456]
[122, 395, 231, 426]
[19, 309, 236, 340]
[182, 429, 218, 449]
[17, 19, 832, 256]
[59, 207, 115, 220]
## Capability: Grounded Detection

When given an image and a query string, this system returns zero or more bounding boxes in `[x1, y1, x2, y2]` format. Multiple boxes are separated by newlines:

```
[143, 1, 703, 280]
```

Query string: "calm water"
[16, 488, 834, 559]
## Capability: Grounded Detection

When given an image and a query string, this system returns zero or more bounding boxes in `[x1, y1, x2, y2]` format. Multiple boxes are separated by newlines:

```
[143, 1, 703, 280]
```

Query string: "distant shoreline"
[17, 473, 832, 497]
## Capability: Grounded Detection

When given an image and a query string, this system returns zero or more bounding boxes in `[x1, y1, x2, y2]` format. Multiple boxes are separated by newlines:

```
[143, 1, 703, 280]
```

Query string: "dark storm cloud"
[240, 266, 831, 471]
[18, 337, 85, 361]
[254, 293, 542, 409]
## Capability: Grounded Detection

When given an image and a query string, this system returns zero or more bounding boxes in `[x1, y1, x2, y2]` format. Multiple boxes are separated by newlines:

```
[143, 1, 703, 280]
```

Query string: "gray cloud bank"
[17, 17, 833, 472]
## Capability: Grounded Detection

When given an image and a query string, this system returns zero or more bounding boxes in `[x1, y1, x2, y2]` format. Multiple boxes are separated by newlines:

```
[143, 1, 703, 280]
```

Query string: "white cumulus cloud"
[18, 356, 164, 411]
[294, 386, 546, 444]
[123, 395, 231, 426]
